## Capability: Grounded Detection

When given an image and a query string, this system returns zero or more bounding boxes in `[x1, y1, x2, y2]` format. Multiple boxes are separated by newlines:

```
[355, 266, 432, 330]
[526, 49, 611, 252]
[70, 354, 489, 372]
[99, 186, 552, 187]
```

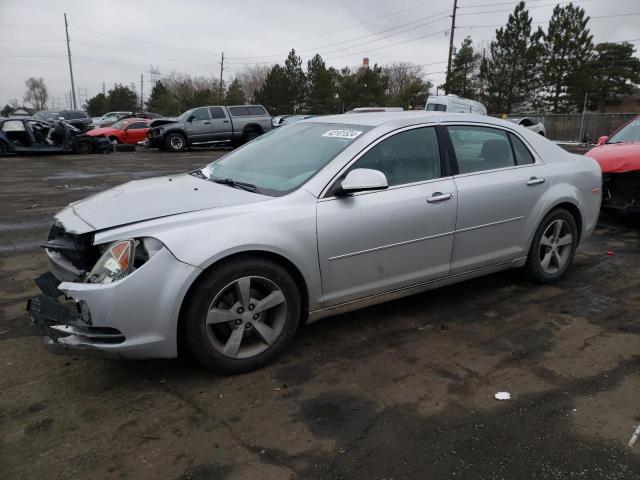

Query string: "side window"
[520, 118, 532, 127]
[128, 122, 148, 129]
[426, 103, 447, 112]
[229, 106, 249, 116]
[209, 107, 226, 119]
[509, 133, 535, 165]
[192, 108, 210, 121]
[2, 120, 26, 132]
[347, 127, 441, 187]
[248, 106, 265, 115]
[448, 126, 515, 174]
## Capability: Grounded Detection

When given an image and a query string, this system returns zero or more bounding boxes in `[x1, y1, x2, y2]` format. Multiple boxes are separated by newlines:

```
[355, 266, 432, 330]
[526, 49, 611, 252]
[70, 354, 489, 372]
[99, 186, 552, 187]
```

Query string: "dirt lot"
[1, 149, 639, 479]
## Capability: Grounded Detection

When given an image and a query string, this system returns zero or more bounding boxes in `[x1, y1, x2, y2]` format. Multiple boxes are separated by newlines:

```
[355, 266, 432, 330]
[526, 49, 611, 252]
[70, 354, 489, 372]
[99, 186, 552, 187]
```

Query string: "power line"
[458, 10, 640, 28]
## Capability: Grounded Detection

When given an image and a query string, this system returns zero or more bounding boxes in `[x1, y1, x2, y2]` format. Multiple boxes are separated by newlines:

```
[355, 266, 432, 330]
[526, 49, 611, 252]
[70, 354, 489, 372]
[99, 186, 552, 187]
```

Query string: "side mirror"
[336, 168, 388, 196]
[186, 114, 195, 123]
[596, 135, 608, 146]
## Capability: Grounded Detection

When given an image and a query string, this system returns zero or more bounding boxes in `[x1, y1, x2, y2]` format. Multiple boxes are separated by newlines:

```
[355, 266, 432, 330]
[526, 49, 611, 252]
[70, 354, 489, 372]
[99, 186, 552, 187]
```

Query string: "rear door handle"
[203, 121, 210, 125]
[222, 120, 229, 123]
[427, 192, 453, 203]
[527, 177, 545, 186]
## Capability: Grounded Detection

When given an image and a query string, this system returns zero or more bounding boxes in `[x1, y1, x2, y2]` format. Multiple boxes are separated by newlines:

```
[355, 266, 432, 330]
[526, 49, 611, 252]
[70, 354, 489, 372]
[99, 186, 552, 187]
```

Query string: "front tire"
[183, 257, 301, 374]
[525, 208, 578, 283]
[74, 139, 94, 155]
[165, 132, 187, 152]
[0, 141, 7, 157]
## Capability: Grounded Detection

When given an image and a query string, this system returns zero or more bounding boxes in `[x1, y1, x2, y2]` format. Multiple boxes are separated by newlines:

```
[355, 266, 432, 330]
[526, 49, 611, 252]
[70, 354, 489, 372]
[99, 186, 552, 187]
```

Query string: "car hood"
[86, 127, 118, 136]
[57, 173, 271, 234]
[150, 118, 179, 128]
[585, 143, 640, 173]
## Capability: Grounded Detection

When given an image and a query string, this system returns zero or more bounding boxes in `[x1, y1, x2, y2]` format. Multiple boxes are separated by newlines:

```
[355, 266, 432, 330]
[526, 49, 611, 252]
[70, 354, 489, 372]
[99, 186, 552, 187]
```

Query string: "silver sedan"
[28, 112, 601, 373]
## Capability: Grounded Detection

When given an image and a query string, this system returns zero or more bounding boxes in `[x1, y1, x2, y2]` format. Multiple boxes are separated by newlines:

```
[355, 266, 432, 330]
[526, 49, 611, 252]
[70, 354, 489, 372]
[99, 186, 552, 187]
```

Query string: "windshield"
[178, 109, 196, 121]
[201, 122, 371, 196]
[608, 117, 640, 144]
[110, 120, 128, 130]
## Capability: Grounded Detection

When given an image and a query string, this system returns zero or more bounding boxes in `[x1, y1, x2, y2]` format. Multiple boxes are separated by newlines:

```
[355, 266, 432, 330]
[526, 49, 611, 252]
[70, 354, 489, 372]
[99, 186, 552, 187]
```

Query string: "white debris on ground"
[628, 425, 640, 448]
[494, 392, 511, 401]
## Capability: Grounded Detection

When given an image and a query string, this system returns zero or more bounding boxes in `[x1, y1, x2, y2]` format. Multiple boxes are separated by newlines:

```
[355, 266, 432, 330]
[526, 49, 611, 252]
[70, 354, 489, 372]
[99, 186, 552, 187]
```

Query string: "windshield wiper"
[211, 177, 258, 192]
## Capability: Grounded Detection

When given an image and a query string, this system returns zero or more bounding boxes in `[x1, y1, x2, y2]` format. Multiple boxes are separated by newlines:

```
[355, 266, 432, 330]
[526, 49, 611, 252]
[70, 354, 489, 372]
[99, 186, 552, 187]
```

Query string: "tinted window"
[127, 122, 148, 129]
[192, 108, 210, 121]
[210, 107, 226, 119]
[426, 103, 447, 112]
[509, 133, 535, 165]
[248, 106, 265, 115]
[229, 106, 249, 116]
[448, 126, 515, 173]
[348, 127, 441, 187]
[2, 120, 26, 132]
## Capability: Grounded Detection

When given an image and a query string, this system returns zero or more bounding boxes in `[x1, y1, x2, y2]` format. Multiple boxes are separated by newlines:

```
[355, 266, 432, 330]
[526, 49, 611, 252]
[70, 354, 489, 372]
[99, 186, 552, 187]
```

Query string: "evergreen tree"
[146, 81, 177, 115]
[105, 84, 139, 111]
[480, 1, 543, 113]
[441, 37, 480, 98]
[225, 78, 246, 105]
[570, 42, 640, 112]
[284, 49, 306, 113]
[83, 93, 107, 116]
[306, 54, 338, 114]
[255, 65, 291, 115]
[337, 64, 389, 111]
[542, 3, 593, 112]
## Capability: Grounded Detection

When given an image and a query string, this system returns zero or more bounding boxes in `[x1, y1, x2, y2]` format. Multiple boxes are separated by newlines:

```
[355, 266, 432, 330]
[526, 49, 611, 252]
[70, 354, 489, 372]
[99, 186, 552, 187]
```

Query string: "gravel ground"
[0, 148, 639, 479]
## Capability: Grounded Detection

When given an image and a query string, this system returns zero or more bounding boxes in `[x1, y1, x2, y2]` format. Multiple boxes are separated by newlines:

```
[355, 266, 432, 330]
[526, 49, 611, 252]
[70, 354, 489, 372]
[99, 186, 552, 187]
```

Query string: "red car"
[87, 118, 151, 145]
[585, 115, 640, 212]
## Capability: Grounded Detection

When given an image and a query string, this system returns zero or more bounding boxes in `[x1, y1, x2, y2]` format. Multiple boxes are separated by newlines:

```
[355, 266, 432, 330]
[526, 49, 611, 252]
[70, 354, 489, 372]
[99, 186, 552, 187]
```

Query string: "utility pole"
[219, 52, 224, 98]
[140, 74, 144, 111]
[102, 82, 106, 96]
[445, 0, 458, 95]
[64, 13, 77, 109]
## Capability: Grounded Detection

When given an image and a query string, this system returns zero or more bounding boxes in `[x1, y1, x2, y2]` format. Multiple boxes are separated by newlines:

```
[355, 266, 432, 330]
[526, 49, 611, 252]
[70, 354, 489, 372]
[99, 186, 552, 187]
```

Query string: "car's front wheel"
[525, 208, 578, 283]
[183, 257, 301, 374]
[0, 141, 7, 157]
[74, 139, 94, 154]
[165, 132, 187, 152]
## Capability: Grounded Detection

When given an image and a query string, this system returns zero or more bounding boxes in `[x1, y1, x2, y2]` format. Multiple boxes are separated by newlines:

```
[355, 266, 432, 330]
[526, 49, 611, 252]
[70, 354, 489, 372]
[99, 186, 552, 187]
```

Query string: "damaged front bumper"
[26, 247, 200, 360]
[602, 171, 640, 212]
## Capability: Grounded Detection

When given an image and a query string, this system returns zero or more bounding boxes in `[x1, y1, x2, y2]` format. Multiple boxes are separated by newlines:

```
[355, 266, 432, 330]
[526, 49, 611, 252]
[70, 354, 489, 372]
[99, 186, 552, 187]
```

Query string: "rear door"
[185, 107, 214, 143]
[317, 126, 458, 306]
[446, 124, 550, 274]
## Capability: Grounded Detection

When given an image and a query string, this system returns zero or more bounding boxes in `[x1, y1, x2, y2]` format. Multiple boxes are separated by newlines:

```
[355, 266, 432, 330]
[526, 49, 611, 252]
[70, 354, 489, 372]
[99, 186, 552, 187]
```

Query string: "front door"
[185, 107, 214, 143]
[446, 124, 550, 273]
[317, 126, 458, 306]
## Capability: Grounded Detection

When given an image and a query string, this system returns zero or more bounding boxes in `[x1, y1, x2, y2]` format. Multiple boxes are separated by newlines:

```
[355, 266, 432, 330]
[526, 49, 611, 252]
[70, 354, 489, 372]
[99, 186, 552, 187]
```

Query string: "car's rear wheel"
[165, 133, 186, 152]
[0, 141, 7, 157]
[525, 208, 578, 283]
[74, 139, 94, 155]
[184, 257, 301, 374]
[243, 130, 260, 144]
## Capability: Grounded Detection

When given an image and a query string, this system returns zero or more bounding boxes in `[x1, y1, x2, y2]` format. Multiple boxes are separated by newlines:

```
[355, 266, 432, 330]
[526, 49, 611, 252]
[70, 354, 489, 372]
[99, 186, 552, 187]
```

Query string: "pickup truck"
[146, 105, 272, 152]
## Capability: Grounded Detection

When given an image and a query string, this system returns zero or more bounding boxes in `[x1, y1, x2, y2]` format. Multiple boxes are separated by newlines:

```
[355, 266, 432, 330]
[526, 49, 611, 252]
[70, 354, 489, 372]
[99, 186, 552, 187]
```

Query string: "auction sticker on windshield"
[322, 129, 363, 139]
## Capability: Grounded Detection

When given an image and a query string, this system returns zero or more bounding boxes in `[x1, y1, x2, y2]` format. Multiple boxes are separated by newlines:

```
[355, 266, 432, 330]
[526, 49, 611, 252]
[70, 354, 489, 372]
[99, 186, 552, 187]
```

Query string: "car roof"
[305, 112, 513, 129]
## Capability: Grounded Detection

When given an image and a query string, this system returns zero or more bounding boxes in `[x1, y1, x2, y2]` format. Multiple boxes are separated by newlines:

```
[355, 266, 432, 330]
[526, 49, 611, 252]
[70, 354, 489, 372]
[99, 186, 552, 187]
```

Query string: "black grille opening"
[44, 222, 100, 271]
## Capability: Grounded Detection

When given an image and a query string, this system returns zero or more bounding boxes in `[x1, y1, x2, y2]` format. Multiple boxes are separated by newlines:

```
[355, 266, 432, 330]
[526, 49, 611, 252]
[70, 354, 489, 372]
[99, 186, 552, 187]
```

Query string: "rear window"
[229, 106, 266, 117]
[509, 133, 535, 165]
[248, 106, 266, 115]
[62, 111, 88, 120]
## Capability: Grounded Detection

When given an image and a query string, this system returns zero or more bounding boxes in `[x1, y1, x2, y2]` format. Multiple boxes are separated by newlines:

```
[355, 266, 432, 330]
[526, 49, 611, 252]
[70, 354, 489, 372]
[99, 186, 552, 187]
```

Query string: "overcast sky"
[1, 0, 638, 109]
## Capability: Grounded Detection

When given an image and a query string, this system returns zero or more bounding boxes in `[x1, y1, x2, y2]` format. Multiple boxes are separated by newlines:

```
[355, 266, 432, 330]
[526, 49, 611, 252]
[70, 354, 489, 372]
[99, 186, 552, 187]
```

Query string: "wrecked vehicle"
[0, 117, 111, 156]
[586, 115, 640, 212]
[27, 113, 601, 374]
[145, 105, 272, 152]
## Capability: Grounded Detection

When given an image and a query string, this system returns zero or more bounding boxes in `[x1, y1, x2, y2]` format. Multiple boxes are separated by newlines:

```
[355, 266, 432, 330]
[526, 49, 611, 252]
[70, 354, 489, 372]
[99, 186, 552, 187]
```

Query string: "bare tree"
[23, 77, 48, 111]
[237, 65, 271, 103]
[384, 63, 423, 99]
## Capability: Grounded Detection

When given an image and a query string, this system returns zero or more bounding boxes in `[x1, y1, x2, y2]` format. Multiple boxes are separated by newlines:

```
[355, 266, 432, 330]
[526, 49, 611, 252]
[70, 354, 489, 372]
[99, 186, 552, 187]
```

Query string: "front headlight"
[86, 237, 164, 284]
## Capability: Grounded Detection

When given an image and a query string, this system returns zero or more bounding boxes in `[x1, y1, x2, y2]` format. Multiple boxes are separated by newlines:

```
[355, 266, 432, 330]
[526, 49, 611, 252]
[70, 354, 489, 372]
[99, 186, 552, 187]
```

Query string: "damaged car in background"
[0, 117, 112, 156]
[27, 112, 601, 374]
[586, 115, 640, 212]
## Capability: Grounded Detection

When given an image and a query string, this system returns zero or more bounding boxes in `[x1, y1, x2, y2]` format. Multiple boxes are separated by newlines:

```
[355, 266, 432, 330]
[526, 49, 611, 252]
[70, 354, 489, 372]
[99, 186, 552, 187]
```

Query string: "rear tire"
[0, 141, 7, 157]
[165, 132, 187, 152]
[525, 208, 578, 283]
[243, 130, 260, 144]
[183, 257, 301, 374]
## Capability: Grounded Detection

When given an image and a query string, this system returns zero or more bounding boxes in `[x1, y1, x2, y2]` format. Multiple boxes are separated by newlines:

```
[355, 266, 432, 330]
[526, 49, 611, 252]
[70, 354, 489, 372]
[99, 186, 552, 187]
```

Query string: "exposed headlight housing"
[86, 237, 164, 284]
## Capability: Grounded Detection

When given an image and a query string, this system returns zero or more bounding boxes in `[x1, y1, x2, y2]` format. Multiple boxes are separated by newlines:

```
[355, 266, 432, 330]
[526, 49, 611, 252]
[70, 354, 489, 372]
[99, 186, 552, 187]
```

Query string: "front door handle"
[203, 121, 211, 125]
[427, 192, 453, 203]
[222, 120, 229, 123]
[527, 177, 545, 186]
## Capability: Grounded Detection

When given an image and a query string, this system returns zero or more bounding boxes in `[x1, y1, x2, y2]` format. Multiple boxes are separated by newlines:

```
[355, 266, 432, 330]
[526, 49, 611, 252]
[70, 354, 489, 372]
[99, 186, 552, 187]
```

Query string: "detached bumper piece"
[602, 172, 640, 212]
[26, 274, 124, 358]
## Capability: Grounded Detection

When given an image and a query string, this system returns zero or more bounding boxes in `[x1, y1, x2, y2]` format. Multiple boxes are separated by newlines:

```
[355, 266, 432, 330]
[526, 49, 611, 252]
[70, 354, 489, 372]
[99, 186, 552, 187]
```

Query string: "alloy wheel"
[170, 136, 184, 150]
[206, 276, 287, 359]
[539, 219, 573, 274]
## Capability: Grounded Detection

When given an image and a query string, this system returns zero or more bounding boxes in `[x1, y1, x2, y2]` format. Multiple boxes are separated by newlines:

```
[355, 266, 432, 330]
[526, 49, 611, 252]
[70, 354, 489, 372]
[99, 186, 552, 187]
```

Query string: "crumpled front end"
[27, 222, 200, 359]
[602, 171, 640, 212]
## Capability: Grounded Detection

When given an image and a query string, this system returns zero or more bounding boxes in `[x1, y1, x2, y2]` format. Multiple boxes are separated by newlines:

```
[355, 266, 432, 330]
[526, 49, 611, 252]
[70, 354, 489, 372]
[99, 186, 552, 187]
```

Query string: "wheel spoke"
[253, 321, 278, 346]
[541, 251, 553, 269]
[553, 220, 562, 241]
[235, 277, 251, 308]
[254, 290, 285, 313]
[540, 235, 554, 247]
[557, 234, 572, 247]
[553, 251, 563, 268]
[206, 308, 239, 325]
[223, 327, 244, 358]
